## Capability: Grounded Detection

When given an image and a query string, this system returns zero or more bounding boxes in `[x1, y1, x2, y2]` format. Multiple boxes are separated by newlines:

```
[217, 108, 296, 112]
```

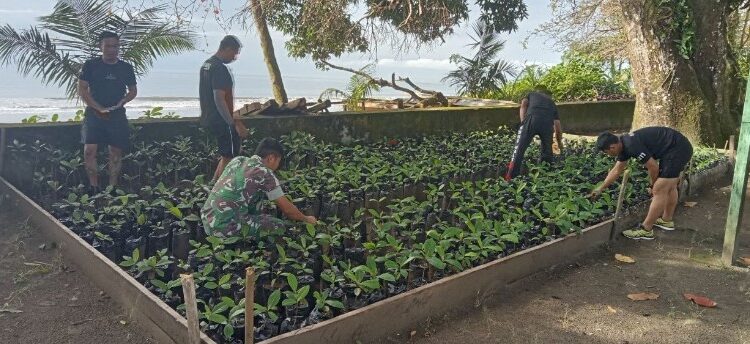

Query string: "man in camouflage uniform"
[201, 138, 317, 237]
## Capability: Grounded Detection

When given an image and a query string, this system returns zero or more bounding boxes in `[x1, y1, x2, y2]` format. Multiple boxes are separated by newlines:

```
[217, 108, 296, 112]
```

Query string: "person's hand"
[557, 139, 564, 153]
[235, 122, 249, 139]
[588, 188, 602, 199]
[303, 215, 318, 225]
[94, 106, 110, 118]
[647, 187, 653, 196]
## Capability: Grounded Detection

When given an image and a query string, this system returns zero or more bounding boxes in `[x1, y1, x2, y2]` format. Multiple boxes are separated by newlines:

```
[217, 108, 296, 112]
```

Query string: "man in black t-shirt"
[590, 126, 693, 240]
[199, 35, 249, 182]
[505, 86, 564, 180]
[78, 31, 138, 193]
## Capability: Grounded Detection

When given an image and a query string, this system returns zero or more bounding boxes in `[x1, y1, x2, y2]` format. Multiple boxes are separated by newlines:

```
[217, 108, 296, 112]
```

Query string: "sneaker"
[654, 218, 675, 231]
[622, 225, 655, 240]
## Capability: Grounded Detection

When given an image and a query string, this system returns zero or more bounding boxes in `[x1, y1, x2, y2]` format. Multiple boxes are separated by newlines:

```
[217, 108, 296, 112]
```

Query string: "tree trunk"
[250, 0, 288, 104]
[618, 0, 742, 145]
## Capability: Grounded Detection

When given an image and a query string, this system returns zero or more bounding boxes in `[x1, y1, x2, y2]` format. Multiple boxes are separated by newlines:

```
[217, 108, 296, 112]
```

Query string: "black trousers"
[505, 115, 554, 180]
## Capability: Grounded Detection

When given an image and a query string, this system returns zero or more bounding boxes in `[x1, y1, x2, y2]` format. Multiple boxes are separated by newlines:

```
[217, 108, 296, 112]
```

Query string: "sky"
[0, 0, 562, 99]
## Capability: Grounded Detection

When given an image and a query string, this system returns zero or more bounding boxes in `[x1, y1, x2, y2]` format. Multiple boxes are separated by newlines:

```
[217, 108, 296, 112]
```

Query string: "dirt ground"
[407, 177, 750, 344]
[0, 211, 156, 344]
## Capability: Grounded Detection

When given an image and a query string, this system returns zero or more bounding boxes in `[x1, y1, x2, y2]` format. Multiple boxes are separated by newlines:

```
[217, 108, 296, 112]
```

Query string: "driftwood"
[308, 99, 332, 113]
[320, 60, 424, 101]
[415, 92, 449, 108]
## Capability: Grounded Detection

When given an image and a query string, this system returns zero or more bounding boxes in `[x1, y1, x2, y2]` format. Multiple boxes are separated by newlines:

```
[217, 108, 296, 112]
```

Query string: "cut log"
[308, 99, 332, 113]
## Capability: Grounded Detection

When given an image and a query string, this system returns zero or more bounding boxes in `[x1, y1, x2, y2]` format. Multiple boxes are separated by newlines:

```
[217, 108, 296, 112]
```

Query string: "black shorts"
[80, 109, 130, 150]
[209, 123, 241, 158]
[659, 137, 693, 178]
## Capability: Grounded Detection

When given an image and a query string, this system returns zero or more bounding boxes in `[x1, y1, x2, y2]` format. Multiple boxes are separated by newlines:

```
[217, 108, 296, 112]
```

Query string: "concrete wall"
[0, 100, 634, 170]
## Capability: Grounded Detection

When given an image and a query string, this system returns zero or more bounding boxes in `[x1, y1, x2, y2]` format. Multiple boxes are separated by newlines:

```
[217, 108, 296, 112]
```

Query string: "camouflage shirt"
[201, 155, 284, 234]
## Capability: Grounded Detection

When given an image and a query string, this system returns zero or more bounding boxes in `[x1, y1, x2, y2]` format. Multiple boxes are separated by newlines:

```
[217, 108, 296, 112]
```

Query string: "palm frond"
[319, 88, 349, 100]
[39, 0, 115, 57]
[0, 25, 81, 98]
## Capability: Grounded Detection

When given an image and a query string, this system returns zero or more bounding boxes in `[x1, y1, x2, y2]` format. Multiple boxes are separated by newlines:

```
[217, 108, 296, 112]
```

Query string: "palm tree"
[443, 18, 517, 97]
[0, 0, 195, 99]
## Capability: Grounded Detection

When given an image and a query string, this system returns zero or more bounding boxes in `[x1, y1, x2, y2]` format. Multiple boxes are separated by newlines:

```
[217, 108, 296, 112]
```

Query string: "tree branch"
[397, 76, 438, 95]
[321, 60, 423, 101]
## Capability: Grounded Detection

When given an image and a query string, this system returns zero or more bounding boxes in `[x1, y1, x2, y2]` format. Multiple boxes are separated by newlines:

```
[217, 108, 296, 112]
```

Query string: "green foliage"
[443, 19, 517, 97]
[494, 52, 632, 102]
[138, 106, 180, 119]
[319, 63, 380, 111]
[0, 0, 194, 99]
[658, 0, 695, 60]
[248, 0, 527, 66]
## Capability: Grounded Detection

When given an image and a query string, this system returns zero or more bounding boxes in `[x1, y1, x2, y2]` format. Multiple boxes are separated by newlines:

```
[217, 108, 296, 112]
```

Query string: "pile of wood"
[233, 97, 332, 117]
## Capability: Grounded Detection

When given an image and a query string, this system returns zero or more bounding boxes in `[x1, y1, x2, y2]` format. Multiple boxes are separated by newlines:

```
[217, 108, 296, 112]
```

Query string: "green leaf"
[204, 282, 218, 290]
[132, 248, 140, 262]
[427, 257, 446, 270]
[298, 285, 310, 299]
[500, 233, 519, 244]
[184, 214, 200, 222]
[206, 313, 227, 324]
[137, 213, 146, 225]
[229, 307, 245, 319]
[360, 279, 380, 290]
[169, 207, 183, 219]
[213, 302, 230, 315]
[268, 289, 281, 307]
[286, 274, 298, 291]
[325, 300, 345, 309]
[218, 274, 231, 286]
[223, 324, 234, 339]
[282, 298, 297, 307]
[377, 273, 396, 282]
[150, 279, 167, 291]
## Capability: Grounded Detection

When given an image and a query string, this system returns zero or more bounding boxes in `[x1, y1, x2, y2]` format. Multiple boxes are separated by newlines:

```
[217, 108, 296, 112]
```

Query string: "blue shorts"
[80, 108, 130, 150]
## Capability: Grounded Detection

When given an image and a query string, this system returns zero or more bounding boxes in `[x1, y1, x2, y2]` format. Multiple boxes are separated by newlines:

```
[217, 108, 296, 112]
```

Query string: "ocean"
[0, 96, 347, 123]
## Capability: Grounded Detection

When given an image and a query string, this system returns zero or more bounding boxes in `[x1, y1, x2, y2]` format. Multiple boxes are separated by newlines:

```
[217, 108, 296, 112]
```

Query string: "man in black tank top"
[590, 127, 693, 240]
[505, 86, 563, 180]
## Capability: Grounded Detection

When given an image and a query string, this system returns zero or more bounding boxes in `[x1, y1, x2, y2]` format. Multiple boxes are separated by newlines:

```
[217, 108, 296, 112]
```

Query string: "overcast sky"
[0, 0, 561, 99]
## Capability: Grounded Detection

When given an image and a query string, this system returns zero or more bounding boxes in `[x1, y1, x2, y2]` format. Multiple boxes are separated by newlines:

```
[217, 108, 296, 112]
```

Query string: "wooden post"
[180, 274, 201, 344]
[610, 169, 631, 240]
[722, 126, 750, 266]
[245, 267, 255, 344]
[0, 128, 7, 177]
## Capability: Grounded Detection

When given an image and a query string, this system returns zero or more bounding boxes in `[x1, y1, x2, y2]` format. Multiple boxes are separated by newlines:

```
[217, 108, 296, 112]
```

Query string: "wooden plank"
[246, 268, 256, 344]
[181, 274, 201, 344]
[722, 121, 750, 266]
[0, 127, 6, 176]
[0, 177, 216, 344]
[611, 169, 631, 240]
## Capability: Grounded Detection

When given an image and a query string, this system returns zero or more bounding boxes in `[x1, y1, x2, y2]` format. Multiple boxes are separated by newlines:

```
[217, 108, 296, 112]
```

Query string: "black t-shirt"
[525, 91, 559, 121]
[617, 126, 684, 164]
[199, 56, 234, 128]
[78, 57, 136, 114]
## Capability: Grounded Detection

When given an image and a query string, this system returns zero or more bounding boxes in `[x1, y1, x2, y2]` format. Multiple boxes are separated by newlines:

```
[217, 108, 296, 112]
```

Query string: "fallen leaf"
[683, 293, 717, 308]
[119, 320, 127, 325]
[410, 331, 417, 338]
[627, 292, 659, 301]
[607, 305, 617, 313]
[738, 257, 750, 267]
[683, 201, 698, 208]
[615, 254, 636, 263]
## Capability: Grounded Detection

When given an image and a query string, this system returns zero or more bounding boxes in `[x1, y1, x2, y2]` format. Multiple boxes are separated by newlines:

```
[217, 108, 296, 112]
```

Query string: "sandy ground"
[406, 178, 750, 344]
[0, 212, 156, 344]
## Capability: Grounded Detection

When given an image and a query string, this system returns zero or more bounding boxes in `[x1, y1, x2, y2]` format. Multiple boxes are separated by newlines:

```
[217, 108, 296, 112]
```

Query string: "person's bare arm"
[213, 89, 234, 125]
[78, 80, 106, 112]
[115, 84, 137, 109]
[591, 160, 628, 196]
[519, 97, 528, 122]
[275, 196, 317, 224]
[554, 119, 563, 148]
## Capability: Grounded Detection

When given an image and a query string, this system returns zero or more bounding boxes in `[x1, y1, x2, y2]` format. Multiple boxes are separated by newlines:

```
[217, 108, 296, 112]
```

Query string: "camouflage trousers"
[205, 214, 287, 239]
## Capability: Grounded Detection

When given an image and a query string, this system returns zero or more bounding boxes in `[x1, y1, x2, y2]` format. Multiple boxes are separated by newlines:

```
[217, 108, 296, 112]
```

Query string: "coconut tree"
[0, 0, 195, 99]
[443, 18, 517, 98]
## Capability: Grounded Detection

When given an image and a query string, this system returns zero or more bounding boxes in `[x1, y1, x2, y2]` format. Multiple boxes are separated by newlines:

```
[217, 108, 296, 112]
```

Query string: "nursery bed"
[0, 141, 731, 344]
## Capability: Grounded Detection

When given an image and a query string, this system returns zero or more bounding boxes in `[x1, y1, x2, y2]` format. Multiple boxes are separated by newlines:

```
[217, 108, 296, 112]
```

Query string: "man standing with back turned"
[200, 35, 249, 183]
[505, 86, 563, 180]
[590, 126, 693, 240]
[78, 31, 138, 193]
